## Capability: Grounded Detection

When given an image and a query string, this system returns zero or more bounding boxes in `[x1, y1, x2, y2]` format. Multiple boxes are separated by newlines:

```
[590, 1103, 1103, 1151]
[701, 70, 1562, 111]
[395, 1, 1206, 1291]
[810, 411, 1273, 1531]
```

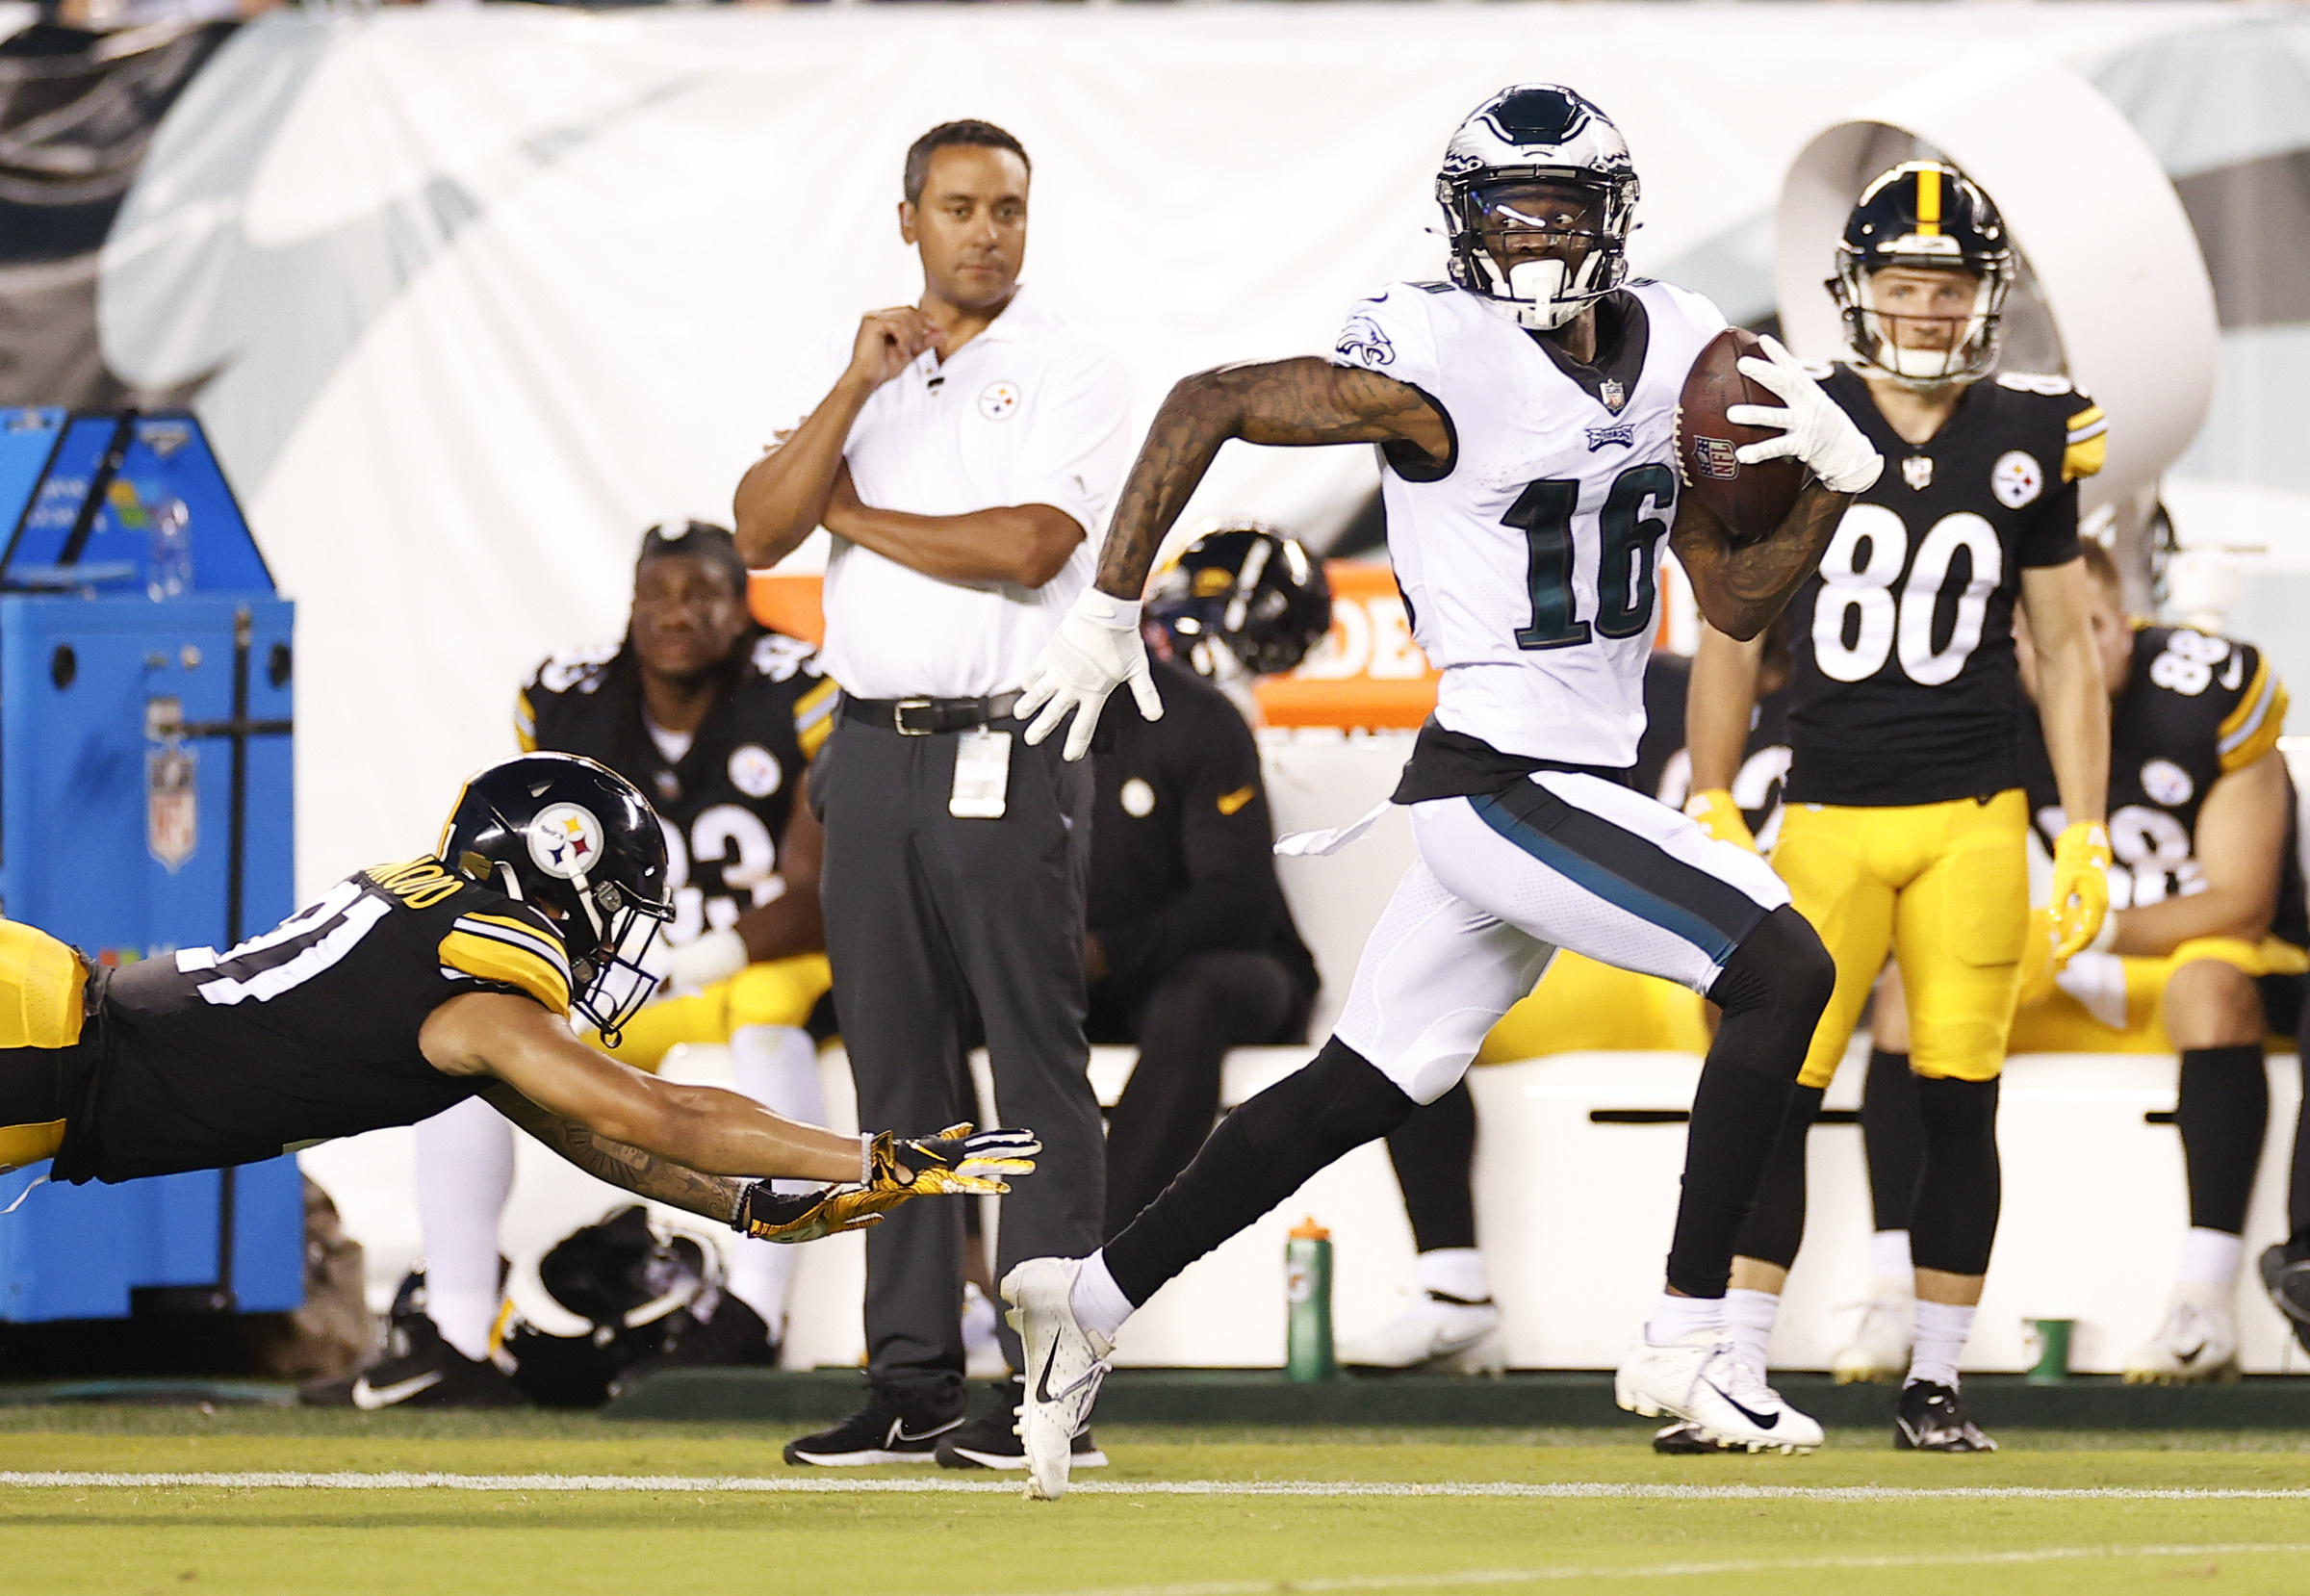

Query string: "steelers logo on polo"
[527, 803, 603, 879]
[1991, 450, 2043, 509]
[979, 380, 1022, 422]
[2141, 758, 2194, 808]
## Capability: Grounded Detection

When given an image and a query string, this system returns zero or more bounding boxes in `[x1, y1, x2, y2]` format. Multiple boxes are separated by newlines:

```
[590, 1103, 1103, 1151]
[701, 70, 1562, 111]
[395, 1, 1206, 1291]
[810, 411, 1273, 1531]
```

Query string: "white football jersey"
[1330, 279, 1726, 768]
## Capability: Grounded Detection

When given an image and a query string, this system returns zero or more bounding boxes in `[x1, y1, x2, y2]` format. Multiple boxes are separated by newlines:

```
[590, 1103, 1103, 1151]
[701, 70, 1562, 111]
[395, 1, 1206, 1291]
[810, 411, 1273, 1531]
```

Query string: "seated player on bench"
[0, 752, 1035, 1266]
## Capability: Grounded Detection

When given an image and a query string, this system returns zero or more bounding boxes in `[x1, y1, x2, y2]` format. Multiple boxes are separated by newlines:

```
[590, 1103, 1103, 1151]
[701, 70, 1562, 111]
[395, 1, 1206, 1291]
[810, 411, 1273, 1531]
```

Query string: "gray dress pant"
[813, 712, 1105, 1414]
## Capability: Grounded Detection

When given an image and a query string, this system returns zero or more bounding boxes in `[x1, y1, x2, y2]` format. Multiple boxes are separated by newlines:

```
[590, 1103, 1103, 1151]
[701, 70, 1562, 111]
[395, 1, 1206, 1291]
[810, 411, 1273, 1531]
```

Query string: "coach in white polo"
[734, 119, 1129, 1468]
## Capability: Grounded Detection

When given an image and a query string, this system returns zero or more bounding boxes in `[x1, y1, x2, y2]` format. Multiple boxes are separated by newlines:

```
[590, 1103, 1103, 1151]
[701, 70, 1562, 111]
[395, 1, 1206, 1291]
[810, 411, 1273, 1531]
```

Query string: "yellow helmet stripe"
[1915, 167, 1942, 237]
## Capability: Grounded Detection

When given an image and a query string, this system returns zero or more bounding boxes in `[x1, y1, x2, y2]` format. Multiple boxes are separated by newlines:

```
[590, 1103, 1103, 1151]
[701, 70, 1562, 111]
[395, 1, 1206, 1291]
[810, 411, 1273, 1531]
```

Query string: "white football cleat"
[1337, 1295, 1503, 1373]
[1002, 1257, 1114, 1502]
[2124, 1298, 2238, 1384]
[1615, 1329, 1823, 1454]
[1831, 1283, 1915, 1385]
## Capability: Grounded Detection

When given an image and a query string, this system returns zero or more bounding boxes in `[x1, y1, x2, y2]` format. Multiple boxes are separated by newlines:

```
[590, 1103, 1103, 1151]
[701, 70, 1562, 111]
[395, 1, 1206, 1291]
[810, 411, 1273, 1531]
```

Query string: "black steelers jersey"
[2021, 625, 2306, 948]
[1781, 365, 2104, 807]
[1635, 654, 1793, 845]
[53, 859, 572, 1185]
[518, 631, 837, 948]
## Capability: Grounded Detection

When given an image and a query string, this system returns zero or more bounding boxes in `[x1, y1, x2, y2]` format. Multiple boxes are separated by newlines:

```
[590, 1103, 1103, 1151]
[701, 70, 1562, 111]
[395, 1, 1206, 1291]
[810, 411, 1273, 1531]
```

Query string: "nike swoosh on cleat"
[884, 1417, 960, 1446]
[1704, 1380, 1779, 1429]
[351, 1371, 443, 1410]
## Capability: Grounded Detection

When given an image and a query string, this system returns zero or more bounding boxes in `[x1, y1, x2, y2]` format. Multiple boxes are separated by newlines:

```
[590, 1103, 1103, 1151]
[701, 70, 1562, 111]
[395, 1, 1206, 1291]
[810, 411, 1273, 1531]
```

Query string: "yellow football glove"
[2049, 821, 2113, 964]
[731, 1123, 1042, 1245]
[1683, 788, 1758, 853]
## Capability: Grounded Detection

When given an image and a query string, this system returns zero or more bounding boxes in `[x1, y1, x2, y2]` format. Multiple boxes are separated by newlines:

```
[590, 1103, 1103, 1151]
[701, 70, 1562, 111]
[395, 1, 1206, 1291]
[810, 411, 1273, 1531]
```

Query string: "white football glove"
[1723, 334, 1884, 495]
[1016, 588, 1162, 761]
[663, 926, 749, 993]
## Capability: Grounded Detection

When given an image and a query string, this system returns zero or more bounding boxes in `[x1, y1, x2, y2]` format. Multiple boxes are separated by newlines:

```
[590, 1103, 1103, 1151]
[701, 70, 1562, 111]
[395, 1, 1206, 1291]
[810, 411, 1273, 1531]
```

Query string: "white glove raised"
[1724, 334, 1884, 495]
[1016, 588, 1162, 761]
[663, 926, 749, 993]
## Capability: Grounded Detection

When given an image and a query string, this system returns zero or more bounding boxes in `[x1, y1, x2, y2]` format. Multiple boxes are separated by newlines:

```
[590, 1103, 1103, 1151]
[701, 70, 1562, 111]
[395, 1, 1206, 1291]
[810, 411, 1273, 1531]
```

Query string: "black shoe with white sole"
[1894, 1379, 1996, 1452]
[783, 1395, 963, 1466]
[304, 1304, 524, 1410]
[935, 1404, 1107, 1471]
[2260, 1240, 2310, 1354]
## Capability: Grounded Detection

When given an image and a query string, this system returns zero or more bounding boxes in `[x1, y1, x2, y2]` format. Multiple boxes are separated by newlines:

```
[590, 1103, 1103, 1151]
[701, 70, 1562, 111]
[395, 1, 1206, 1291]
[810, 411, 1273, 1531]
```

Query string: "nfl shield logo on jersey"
[1598, 377, 1626, 413]
[1902, 455, 1935, 491]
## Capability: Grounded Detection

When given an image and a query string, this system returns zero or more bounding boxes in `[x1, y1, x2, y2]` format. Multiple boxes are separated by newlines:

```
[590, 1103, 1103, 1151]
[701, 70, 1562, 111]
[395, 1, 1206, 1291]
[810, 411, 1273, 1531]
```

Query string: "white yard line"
[3, 1471, 2310, 1504]
[987, 1545, 2310, 1596]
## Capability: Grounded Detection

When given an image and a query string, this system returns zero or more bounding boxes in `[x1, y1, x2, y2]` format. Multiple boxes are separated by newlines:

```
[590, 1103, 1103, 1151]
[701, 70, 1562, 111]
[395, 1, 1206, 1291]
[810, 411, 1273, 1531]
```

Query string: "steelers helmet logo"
[527, 802, 604, 879]
[2141, 758, 2194, 808]
[728, 743, 783, 800]
[979, 380, 1021, 421]
[1991, 450, 2043, 509]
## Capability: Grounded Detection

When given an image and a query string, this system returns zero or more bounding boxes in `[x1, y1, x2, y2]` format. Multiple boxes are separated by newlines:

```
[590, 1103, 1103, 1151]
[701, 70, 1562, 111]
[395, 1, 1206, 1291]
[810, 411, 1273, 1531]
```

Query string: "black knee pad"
[1707, 906, 1835, 1078]
[1909, 1073, 2001, 1276]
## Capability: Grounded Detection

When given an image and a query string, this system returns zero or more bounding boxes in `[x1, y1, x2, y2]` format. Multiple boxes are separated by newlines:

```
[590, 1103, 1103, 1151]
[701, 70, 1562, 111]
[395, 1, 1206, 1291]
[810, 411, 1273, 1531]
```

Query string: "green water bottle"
[1285, 1217, 1336, 1382]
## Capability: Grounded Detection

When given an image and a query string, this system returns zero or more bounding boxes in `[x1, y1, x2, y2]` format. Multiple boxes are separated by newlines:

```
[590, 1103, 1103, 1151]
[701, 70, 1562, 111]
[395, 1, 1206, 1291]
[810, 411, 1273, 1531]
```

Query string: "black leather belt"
[839, 690, 1023, 736]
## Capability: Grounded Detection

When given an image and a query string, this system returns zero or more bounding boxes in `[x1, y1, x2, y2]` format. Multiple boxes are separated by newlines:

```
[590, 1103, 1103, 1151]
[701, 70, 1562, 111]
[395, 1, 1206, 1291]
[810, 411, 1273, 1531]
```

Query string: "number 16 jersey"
[1782, 365, 2105, 807]
[1329, 278, 1727, 772]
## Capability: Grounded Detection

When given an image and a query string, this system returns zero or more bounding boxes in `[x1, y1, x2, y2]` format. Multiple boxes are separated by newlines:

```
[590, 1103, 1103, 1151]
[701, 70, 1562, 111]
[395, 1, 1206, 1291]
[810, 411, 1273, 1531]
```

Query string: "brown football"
[1675, 326, 1805, 547]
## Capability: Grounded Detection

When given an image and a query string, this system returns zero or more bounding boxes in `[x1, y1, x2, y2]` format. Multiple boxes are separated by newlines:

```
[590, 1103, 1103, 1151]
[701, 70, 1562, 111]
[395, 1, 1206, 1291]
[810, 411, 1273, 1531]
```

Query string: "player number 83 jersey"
[1329, 278, 1728, 770]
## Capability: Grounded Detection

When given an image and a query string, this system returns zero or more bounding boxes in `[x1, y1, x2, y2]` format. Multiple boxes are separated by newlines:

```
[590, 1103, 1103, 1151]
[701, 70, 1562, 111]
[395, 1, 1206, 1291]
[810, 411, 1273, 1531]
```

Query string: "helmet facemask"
[1836, 259, 2007, 387]
[1444, 173, 1634, 332]
[561, 876, 670, 1046]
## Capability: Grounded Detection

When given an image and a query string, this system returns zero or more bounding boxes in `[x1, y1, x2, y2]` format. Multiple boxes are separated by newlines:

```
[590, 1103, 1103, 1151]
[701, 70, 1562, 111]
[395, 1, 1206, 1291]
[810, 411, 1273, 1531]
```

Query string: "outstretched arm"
[1669, 482, 1853, 642]
[1019, 358, 1446, 759]
[486, 1083, 750, 1225]
[1092, 357, 1450, 601]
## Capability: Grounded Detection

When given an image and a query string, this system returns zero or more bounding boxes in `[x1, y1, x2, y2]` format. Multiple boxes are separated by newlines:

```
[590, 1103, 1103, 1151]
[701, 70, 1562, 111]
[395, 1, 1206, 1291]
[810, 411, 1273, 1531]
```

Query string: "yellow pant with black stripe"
[0, 920, 88, 1168]
[585, 952, 833, 1073]
[1773, 791, 2031, 1088]
[2008, 929, 2310, 1055]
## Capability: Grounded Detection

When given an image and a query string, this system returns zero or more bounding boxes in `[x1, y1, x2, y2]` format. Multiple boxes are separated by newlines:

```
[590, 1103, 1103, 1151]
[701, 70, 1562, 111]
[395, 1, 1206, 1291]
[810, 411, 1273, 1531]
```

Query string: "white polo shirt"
[770, 287, 1132, 701]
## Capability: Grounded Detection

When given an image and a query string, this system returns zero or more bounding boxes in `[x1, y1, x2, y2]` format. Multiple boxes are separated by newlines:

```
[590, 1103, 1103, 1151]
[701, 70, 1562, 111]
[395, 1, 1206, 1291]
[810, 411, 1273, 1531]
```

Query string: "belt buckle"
[894, 698, 934, 735]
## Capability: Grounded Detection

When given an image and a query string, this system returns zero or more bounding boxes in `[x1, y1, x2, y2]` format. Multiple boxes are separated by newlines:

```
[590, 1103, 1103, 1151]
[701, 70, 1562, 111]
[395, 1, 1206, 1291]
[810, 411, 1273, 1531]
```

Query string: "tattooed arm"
[485, 1084, 749, 1226]
[1091, 357, 1450, 601]
[1668, 479, 1852, 643]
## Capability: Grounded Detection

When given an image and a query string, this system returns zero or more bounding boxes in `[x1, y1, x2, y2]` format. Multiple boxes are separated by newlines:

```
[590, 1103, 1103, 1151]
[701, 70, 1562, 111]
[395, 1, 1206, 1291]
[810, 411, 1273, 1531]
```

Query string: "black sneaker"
[1650, 1421, 1736, 1455]
[306, 1303, 524, 1410]
[1894, 1379, 1995, 1452]
[783, 1392, 963, 1466]
[607, 1291, 777, 1400]
[2259, 1241, 2310, 1353]
[935, 1404, 1108, 1471]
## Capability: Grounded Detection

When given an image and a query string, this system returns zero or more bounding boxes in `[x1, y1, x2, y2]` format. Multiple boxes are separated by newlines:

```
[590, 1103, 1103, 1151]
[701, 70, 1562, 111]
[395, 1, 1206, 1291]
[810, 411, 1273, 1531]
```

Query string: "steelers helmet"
[1831, 161, 2015, 386]
[1145, 525, 1332, 680]
[1436, 85, 1639, 332]
[438, 753, 673, 1043]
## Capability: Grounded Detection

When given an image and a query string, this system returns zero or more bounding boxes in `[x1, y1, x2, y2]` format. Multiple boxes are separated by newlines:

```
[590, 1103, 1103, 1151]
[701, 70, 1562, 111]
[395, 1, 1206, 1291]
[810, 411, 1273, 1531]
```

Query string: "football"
[1674, 326, 1806, 546]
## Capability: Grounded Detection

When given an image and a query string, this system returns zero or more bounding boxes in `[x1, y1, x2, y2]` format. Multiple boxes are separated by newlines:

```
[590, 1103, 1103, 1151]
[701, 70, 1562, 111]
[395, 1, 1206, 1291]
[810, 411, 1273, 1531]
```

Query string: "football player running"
[1001, 84, 1883, 1499]
[0, 754, 1036, 1317]
[1675, 163, 2111, 1454]
[394, 523, 841, 1404]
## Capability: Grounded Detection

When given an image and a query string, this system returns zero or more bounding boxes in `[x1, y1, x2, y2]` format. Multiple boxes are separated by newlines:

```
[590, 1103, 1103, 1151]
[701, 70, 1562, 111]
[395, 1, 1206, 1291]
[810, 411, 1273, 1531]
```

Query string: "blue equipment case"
[0, 407, 300, 1321]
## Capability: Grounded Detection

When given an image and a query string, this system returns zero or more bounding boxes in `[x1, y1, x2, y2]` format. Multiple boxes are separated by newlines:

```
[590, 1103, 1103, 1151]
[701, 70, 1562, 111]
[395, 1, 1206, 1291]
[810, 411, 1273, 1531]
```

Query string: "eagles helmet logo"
[527, 803, 604, 880]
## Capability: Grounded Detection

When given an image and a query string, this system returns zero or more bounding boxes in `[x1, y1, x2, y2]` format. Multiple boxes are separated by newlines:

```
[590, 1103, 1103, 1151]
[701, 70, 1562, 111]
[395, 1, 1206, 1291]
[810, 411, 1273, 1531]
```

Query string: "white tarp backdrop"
[85, 3, 2298, 897]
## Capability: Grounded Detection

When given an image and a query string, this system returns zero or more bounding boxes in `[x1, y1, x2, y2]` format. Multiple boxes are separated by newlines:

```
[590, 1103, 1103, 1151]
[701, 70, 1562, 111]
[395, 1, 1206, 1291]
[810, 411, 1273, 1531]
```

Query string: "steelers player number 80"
[1812, 505, 2002, 686]
[1507, 463, 1676, 651]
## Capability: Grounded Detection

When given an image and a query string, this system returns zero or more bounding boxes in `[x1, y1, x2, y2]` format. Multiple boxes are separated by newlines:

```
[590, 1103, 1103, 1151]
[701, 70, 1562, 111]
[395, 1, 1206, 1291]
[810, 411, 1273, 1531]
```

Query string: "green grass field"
[4, 1409, 2309, 1595]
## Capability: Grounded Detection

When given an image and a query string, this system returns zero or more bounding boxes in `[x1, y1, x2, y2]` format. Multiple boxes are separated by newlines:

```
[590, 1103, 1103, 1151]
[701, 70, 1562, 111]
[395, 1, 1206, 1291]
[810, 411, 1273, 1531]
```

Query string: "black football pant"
[813, 714, 1106, 1417]
[1090, 950, 1311, 1241]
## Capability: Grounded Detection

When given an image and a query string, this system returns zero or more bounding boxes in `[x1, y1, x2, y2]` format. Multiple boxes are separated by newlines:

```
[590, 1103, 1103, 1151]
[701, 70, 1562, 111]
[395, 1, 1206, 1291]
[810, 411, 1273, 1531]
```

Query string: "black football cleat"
[305, 1301, 523, 1410]
[2259, 1241, 2310, 1354]
[935, 1385, 1107, 1471]
[1894, 1379, 1995, 1452]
